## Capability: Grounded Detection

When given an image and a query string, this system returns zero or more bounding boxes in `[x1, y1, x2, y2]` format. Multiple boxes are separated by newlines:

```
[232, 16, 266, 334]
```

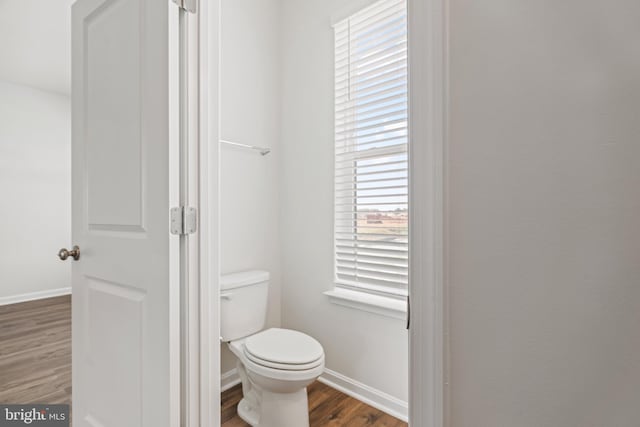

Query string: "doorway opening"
[215, 0, 417, 425]
[0, 0, 74, 407]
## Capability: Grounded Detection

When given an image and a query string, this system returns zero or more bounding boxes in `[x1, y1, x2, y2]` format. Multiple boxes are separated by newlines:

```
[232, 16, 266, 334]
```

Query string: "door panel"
[85, 0, 143, 230]
[86, 278, 144, 426]
[72, 0, 178, 426]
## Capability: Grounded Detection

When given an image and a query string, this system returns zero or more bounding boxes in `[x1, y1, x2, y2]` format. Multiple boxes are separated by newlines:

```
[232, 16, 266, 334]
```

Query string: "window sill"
[323, 288, 407, 320]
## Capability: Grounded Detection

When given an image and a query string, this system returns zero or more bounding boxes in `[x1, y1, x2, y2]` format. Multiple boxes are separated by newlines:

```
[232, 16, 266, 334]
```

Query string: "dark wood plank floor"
[0, 295, 72, 404]
[1, 296, 406, 427]
[222, 381, 407, 427]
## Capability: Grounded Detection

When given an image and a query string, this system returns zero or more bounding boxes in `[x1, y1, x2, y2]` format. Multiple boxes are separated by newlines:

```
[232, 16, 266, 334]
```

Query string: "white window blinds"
[334, 0, 408, 297]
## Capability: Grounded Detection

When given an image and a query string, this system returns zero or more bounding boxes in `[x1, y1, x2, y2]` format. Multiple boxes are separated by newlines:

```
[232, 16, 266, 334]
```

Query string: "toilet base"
[237, 397, 259, 426]
[237, 388, 310, 427]
[228, 340, 323, 427]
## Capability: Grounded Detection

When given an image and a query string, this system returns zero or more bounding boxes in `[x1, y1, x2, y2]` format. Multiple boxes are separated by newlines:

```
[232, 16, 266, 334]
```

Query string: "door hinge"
[172, 0, 197, 13]
[171, 206, 197, 235]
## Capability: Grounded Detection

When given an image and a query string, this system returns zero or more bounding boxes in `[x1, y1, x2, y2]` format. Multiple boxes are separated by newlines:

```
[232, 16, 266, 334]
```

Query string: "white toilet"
[220, 270, 325, 427]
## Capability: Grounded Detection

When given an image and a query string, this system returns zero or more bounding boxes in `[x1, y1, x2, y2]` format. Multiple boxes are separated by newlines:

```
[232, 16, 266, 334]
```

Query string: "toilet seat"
[241, 348, 325, 382]
[244, 347, 323, 371]
[228, 328, 325, 381]
[244, 328, 324, 366]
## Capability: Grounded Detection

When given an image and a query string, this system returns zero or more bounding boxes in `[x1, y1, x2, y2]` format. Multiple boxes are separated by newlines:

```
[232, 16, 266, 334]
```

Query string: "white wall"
[279, 0, 408, 403]
[0, 0, 74, 95]
[220, 0, 282, 373]
[448, 1, 640, 425]
[0, 81, 71, 302]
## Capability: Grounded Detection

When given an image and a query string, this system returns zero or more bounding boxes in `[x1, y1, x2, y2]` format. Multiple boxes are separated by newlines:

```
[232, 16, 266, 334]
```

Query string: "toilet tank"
[220, 270, 269, 342]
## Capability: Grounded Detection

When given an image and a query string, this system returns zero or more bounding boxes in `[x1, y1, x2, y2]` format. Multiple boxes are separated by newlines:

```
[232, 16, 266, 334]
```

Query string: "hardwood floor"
[0, 295, 71, 405]
[222, 381, 407, 427]
[1, 296, 406, 427]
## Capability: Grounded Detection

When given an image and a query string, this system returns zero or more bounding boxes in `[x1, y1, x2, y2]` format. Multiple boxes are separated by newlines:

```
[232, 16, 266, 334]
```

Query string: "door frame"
[194, 1, 221, 427]
[407, 0, 449, 425]
[170, 0, 221, 425]
[195, 0, 448, 425]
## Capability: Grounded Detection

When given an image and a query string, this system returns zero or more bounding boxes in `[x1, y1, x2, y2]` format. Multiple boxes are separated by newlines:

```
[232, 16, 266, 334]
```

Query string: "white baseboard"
[0, 287, 71, 306]
[319, 368, 408, 422]
[221, 368, 241, 392]
[221, 366, 408, 422]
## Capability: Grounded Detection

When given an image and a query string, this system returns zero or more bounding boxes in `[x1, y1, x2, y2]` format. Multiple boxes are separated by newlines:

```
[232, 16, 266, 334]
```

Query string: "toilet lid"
[244, 328, 324, 365]
[244, 348, 324, 371]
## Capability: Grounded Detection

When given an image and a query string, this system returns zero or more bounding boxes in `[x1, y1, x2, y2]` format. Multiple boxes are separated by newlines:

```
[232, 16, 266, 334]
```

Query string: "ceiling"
[0, 0, 74, 95]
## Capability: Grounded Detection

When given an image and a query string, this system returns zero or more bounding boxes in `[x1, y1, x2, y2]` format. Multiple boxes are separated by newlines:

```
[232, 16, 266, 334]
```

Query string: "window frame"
[327, 0, 409, 315]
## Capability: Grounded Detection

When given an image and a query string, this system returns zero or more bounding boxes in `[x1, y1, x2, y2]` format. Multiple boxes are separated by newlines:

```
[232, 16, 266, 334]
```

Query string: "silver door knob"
[58, 246, 80, 261]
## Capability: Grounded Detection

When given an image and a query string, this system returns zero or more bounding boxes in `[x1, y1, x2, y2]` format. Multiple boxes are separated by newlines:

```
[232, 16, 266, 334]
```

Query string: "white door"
[70, 0, 179, 426]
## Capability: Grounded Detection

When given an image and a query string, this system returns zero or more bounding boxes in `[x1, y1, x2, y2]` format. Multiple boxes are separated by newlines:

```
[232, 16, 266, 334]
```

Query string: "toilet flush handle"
[220, 292, 233, 300]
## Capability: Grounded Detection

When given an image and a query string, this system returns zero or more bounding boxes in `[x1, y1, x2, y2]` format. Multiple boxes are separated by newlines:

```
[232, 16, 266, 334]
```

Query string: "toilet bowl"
[220, 271, 325, 427]
[228, 328, 324, 427]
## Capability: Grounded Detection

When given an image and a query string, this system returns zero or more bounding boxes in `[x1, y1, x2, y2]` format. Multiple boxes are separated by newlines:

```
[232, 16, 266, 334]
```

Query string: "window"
[333, 0, 408, 302]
